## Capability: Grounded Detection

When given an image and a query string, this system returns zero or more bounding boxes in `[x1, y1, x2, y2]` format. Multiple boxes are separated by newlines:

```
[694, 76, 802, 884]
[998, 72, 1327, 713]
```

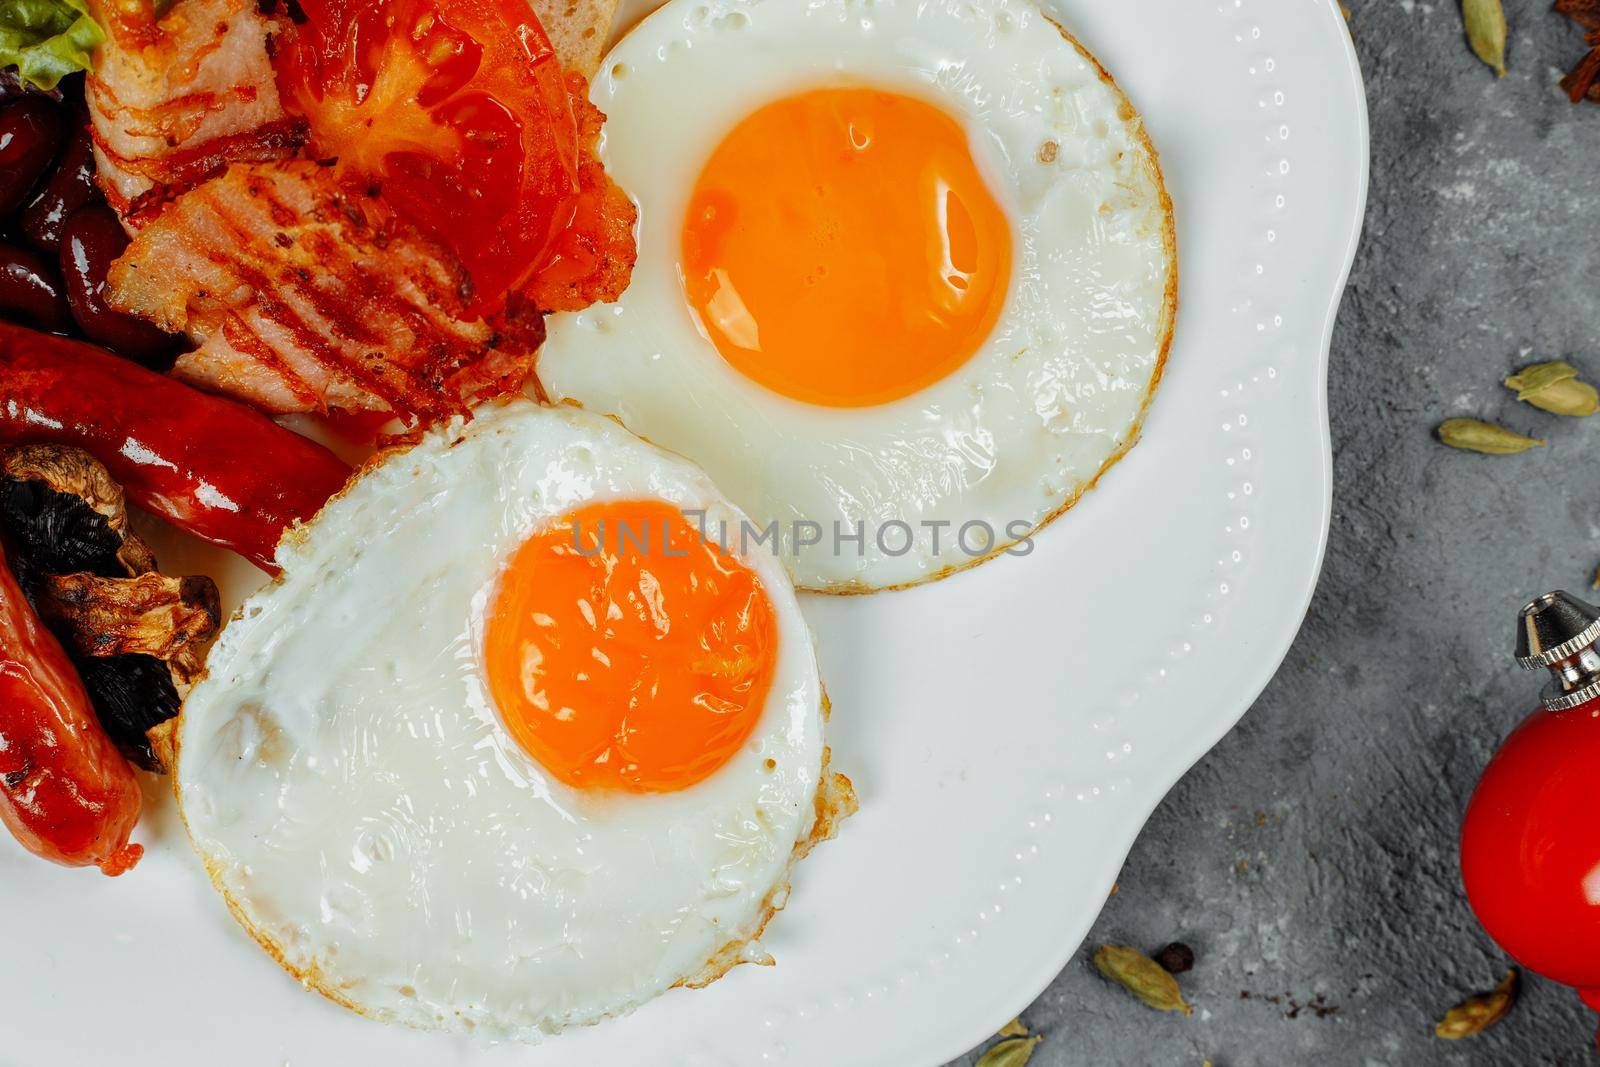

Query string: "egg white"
[538, 0, 1177, 592]
[175, 399, 830, 1039]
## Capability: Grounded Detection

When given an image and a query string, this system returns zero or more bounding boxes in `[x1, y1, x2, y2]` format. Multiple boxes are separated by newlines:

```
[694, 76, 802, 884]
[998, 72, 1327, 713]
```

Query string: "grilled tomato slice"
[276, 0, 582, 309]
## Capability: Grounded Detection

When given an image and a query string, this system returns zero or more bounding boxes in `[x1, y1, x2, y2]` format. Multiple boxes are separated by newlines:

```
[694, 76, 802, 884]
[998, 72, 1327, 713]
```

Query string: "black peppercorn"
[1156, 942, 1195, 974]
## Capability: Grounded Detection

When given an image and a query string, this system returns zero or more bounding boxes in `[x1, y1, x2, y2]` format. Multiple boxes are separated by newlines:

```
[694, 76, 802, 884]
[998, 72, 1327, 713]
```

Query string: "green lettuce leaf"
[0, 0, 104, 91]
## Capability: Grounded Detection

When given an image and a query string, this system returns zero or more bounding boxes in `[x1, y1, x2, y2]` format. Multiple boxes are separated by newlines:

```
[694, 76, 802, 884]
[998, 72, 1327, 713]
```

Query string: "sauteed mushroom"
[0, 444, 219, 769]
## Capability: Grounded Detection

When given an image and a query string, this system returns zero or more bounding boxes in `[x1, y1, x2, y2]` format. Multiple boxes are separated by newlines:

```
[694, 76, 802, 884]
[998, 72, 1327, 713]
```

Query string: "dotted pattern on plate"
[732, 2, 1291, 1060]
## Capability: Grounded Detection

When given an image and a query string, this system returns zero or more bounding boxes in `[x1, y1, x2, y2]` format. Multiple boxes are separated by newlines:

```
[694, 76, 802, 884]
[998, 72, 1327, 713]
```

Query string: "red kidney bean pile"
[0, 71, 179, 367]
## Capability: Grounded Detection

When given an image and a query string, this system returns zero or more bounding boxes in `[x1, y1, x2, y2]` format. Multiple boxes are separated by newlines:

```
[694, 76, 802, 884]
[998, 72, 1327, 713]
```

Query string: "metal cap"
[1515, 591, 1600, 669]
[1516, 591, 1600, 711]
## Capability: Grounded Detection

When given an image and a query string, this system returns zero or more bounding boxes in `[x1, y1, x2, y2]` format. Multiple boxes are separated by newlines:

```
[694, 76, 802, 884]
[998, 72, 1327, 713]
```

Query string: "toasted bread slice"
[533, 0, 620, 78]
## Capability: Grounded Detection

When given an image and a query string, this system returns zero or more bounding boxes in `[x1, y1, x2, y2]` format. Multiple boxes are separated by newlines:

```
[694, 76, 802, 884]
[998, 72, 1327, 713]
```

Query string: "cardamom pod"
[975, 1034, 1043, 1067]
[1591, 563, 1599, 591]
[1093, 944, 1193, 1015]
[1436, 969, 1518, 1039]
[1505, 361, 1599, 416]
[1463, 0, 1508, 76]
[996, 1018, 1030, 1038]
[1531, 379, 1600, 416]
[1505, 360, 1577, 395]
[1436, 419, 1545, 455]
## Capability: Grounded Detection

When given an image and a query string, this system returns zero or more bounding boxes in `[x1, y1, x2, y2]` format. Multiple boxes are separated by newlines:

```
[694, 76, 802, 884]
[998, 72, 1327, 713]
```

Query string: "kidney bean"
[55, 72, 81, 108]
[0, 243, 71, 333]
[0, 98, 64, 215]
[21, 123, 98, 253]
[59, 204, 177, 364]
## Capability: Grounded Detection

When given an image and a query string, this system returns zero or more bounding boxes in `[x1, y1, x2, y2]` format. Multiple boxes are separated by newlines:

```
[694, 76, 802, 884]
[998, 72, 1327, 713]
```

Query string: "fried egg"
[175, 399, 851, 1038]
[538, 0, 1177, 592]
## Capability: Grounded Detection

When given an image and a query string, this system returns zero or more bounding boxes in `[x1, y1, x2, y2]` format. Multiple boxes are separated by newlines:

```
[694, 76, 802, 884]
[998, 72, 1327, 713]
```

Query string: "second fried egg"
[538, 0, 1177, 592]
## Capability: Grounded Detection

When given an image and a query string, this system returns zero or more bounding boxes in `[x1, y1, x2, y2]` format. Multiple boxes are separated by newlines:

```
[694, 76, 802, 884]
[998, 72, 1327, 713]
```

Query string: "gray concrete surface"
[948, 2, 1600, 1064]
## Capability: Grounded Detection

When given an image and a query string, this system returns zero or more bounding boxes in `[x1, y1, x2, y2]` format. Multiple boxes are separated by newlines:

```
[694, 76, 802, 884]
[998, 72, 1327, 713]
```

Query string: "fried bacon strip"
[85, 0, 305, 226]
[88, 0, 634, 422]
[106, 160, 546, 418]
[523, 82, 639, 314]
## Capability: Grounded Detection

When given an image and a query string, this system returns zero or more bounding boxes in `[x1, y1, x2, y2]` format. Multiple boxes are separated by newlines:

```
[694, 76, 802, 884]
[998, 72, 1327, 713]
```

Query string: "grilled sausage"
[0, 539, 143, 873]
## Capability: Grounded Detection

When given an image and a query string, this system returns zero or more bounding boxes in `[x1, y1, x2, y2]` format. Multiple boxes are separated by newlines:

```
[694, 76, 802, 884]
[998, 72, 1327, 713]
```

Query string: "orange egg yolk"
[484, 500, 778, 793]
[681, 87, 1013, 408]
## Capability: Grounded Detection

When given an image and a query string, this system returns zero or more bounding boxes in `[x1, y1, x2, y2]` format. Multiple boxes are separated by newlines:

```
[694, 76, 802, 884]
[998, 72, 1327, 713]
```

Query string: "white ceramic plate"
[1, 1, 1366, 1064]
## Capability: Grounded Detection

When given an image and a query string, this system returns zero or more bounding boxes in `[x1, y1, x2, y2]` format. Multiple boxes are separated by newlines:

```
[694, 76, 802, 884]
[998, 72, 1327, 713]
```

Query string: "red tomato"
[276, 0, 581, 310]
[1460, 698, 1600, 994]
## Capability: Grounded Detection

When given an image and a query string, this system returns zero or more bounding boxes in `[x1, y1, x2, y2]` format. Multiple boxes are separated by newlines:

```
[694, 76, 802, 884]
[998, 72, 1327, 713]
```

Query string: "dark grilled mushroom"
[0, 444, 220, 770]
[1, 446, 155, 575]
[39, 572, 221, 664]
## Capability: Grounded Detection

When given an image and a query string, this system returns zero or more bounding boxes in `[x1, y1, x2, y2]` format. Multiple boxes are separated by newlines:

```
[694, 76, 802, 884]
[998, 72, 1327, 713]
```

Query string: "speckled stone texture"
[947, 2, 1600, 1064]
